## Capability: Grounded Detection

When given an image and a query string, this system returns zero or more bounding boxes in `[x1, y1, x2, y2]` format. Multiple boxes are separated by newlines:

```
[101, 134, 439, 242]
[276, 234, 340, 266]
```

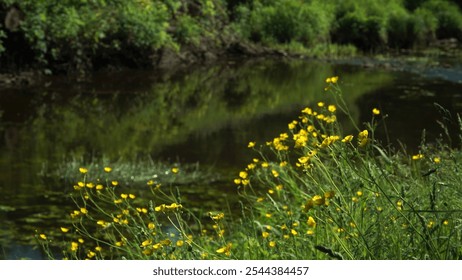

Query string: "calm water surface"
[1, 57, 461, 259]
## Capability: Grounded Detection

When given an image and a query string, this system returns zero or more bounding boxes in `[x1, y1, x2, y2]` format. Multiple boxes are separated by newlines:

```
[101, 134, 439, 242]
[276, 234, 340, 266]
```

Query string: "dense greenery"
[1, 0, 462, 73]
[36, 77, 462, 259]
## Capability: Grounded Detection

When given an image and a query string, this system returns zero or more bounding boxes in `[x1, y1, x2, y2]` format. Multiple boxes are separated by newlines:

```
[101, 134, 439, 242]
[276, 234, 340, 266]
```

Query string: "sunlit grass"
[37, 77, 462, 260]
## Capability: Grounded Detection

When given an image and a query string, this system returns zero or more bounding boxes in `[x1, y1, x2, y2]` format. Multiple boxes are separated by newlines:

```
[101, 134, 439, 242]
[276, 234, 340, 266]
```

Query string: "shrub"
[331, 0, 389, 51]
[411, 7, 439, 45]
[421, 0, 462, 40]
[386, 4, 415, 48]
[233, 0, 332, 46]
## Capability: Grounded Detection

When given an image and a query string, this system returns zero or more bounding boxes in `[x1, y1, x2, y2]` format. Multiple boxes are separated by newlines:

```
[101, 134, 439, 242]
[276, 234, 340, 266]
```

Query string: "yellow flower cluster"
[154, 203, 183, 212]
[216, 243, 232, 256]
[141, 239, 172, 256]
[358, 130, 369, 147]
[325, 76, 339, 83]
[270, 133, 290, 151]
[304, 191, 335, 211]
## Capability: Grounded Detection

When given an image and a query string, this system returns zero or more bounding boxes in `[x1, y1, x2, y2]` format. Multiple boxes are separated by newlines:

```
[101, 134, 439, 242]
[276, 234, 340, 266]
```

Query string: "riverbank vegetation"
[1, 0, 462, 74]
[37, 77, 462, 259]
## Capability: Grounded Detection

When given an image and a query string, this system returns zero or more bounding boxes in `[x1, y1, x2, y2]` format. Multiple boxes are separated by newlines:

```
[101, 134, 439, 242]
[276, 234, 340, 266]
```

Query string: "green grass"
[37, 77, 462, 260]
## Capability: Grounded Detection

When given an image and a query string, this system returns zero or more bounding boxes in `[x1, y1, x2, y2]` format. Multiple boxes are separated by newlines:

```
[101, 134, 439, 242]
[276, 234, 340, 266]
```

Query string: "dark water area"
[1, 56, 462, 259]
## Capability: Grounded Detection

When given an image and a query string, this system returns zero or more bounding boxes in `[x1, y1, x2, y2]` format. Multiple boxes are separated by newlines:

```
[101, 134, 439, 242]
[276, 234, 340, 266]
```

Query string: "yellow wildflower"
[111, 181, 119, 186]
[141, 239, 152, 247]
[328, 105, 336, 112]
[288, 120, 298, 130]
[433, 157, 441, 164]
[326, 76, 339, 83]
[176, 240, 184, 247]
[307, 216, 316, 228]
[60, 227, 70, 233]
[80, 208, 88, 214]
[269, 241, 276, 247]
[79, 167, 88, 174]
[209, 212, 225, 221]
[372, 108, 380, 115]
[412, 154, 424, 160]
[247, 163, 256, 170]
[317, 102, 325, 107]
[427, 220, 435, 229]
[312, 195, 325, 206]
[358, 130, 369, 147]
[247, 141, 256, 148]
[262, 232, 270, 238]
[104, 167, 112, 173]
[171, 167, 179, 174]
[239, 171, 248, 179]
[155, 203, 183, 212]
[298, 156, 309, 164]
[342, 135, 354, 143]
[302, 107, 313, 115]
[71, 242, 78, 251]
[271, 170, 279, 177]
[136, 207, 148, 214]
[97, 220, 109, 227]
[216, 243, 232, 256]
[324, 191, 335, 199]
[39, 234, 47, 240]
[87, 251, 96, 258]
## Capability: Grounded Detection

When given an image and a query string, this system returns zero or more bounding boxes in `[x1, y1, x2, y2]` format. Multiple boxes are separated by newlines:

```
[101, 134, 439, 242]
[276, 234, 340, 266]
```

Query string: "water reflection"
[1, 57, 461, 259]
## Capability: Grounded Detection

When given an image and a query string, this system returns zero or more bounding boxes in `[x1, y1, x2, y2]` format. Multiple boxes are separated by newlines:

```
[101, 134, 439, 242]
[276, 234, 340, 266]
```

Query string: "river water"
[1, 56, 461, 259]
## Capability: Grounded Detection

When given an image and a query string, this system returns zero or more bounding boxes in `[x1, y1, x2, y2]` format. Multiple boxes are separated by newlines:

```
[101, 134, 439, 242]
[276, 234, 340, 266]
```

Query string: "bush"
[331, 0, 389, 51]
[411, 7, 439, 45]
[421, 0, 462, 40]
[234, 0, 333, 46]
[0, 0, 236, 72]
[386, 4, 415, 48]
[0, 0, 177, 72]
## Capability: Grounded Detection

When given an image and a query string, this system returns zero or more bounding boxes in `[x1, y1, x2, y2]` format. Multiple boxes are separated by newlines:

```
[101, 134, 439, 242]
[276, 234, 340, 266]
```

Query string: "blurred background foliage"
[0, 0, 462, 73]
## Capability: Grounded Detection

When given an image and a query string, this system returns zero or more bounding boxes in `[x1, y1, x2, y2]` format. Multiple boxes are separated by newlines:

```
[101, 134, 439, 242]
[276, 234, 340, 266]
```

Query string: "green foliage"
[421, 0, 462, 40]
[412, 7, 439, 44]
[234, 0, 333, 46]
[1, 0, 462, 71]
[0, 0, 228, 72]
[0, 29, 5, 54]
[174, 15, 202, 45]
